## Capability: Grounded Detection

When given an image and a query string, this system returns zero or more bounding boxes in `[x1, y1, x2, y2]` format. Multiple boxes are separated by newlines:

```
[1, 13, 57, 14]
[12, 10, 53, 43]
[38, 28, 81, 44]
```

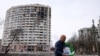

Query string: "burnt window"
[38, 12, 45, 18]
[23, 14, 26, 17]
[30, 13, 36, 17]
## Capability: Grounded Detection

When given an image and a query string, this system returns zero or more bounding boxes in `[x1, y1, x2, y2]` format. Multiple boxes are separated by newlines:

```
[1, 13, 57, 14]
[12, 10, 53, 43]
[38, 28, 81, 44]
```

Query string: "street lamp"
[97, 37, 100, 42]
[97, 37, 100, 56]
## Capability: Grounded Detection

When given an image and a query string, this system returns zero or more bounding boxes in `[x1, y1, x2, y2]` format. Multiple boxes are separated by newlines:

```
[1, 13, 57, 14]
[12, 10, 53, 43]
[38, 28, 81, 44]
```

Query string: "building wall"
[79, 28, 91, 40]
[79, 27, 98, 41]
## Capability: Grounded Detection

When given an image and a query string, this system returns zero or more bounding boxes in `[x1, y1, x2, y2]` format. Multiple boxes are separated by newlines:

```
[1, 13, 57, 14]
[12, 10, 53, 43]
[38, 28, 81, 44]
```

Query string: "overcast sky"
[0, 0, 100, 46]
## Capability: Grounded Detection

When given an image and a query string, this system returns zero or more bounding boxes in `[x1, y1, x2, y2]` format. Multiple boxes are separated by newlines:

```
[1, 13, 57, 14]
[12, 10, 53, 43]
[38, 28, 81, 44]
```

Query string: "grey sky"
[0, 0, 100, 46]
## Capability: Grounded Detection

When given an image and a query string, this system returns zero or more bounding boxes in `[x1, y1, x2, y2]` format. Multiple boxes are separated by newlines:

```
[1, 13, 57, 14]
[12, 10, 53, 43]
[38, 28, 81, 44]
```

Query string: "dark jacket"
[55, 40, 65, 56]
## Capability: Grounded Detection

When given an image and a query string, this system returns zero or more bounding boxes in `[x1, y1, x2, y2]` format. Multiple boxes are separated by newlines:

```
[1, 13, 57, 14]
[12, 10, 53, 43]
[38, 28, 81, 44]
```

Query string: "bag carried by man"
[63, 43, 74, 56]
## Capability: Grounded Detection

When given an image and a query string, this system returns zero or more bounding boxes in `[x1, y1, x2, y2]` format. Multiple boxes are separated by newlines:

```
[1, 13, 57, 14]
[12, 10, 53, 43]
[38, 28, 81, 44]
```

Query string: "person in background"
[55, 35, 66, 56]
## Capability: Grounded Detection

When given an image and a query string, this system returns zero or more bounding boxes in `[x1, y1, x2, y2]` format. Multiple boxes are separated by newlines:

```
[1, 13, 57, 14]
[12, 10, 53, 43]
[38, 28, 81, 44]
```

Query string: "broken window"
[37, 7, 47, 19]
[30, 13, 36, 17]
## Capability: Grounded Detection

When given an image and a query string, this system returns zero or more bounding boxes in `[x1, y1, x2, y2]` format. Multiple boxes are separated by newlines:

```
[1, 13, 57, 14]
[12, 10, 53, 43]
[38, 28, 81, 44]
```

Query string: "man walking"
[55, 35, 66, 56]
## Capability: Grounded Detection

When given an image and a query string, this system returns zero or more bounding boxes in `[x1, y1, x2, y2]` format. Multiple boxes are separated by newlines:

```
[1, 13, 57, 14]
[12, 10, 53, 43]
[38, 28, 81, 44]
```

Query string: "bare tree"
[4, 29, 23, 55]
[68, 33, 78, 43]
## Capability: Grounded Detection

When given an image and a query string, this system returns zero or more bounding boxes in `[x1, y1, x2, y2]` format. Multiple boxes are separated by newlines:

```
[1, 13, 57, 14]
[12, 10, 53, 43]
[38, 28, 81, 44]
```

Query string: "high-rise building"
[2, 4, 51, 52]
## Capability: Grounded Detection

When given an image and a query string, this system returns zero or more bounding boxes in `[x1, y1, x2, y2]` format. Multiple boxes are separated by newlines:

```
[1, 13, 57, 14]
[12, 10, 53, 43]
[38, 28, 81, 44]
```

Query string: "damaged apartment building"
[2, 4, 51, 52]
